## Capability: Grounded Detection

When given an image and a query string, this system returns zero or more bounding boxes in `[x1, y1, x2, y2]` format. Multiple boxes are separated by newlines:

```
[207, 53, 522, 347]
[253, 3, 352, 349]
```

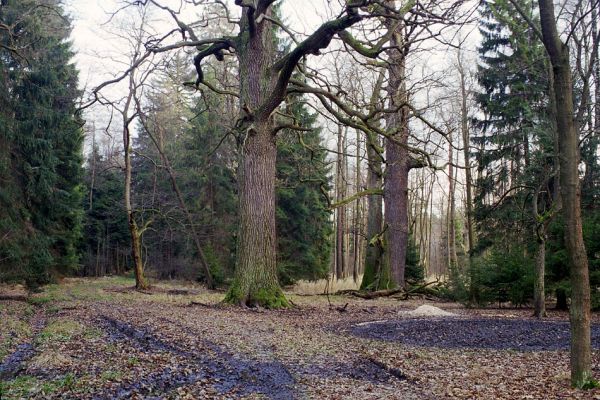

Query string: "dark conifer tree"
[276, 98, 333, 284]
[0, 0, 83, 287]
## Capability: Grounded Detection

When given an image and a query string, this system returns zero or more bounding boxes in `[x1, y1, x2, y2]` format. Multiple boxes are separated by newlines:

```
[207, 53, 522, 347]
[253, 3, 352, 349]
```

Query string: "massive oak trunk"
[382, 21, 410, 288]
[538, 0, 592, 387]
[208, 2, 364, 307]
[224, 8, 287, 308]
[226, 120, 286, 307]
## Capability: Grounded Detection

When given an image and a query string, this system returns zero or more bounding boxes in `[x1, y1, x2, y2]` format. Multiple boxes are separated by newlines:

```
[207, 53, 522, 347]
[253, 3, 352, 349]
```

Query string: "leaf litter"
[1, 277, 600, 399]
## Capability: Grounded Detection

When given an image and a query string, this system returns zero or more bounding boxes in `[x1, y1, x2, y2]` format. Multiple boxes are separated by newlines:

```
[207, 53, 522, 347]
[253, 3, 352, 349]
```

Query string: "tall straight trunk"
[353, 129, 361, 283]
[335, 123, 347, 279]
[538, 0, 592, 387]
[361, 131, 384, 289]
[447, 131, 458, 270]
[595, 6, 600, 141]
[227, 120, 284, 306]
[458, 52, 475, 255]
[383, 20, 410, 288]
[532, 190, 547, 318]
[582, 5, 599, 197]
[361, 71, 385, 290]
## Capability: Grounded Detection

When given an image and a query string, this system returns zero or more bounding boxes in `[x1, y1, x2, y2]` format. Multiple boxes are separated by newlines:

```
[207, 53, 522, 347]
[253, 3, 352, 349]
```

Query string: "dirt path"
[2, 278, 600, 399]
[78, 300, 423, 399]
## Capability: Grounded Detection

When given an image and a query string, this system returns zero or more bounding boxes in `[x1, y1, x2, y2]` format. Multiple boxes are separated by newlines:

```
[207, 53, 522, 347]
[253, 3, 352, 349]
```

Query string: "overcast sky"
[64, 0, 479, 215]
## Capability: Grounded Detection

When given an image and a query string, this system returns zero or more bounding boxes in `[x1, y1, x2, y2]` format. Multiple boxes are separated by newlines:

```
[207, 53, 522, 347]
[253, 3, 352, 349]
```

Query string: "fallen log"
[334, 280, 440, 300]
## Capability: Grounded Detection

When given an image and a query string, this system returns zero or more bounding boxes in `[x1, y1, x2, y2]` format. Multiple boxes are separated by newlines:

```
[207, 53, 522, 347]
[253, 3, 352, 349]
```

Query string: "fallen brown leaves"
[1, 277, 600, 399]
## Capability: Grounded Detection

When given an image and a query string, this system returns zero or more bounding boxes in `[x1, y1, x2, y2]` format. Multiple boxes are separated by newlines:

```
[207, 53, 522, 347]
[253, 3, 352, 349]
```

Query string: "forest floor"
[2, 277, 600, 399]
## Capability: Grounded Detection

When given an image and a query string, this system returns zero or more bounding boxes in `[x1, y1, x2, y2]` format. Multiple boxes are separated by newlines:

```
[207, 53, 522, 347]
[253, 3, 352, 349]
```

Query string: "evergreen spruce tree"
[472, 0, 553, 304]
[0, 0, 83, 287]
[276, 98, 333, 284]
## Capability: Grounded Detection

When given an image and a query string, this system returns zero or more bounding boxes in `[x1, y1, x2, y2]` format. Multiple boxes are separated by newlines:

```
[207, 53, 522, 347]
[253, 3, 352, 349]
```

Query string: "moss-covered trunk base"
[224, 282, 289, 309]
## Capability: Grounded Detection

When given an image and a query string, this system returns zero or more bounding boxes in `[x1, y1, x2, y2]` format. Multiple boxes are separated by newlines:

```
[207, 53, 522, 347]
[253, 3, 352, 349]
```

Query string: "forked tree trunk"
[538, 0, 592, 387]
[123, 71, 148, 290]
[215, 2, 363, 307]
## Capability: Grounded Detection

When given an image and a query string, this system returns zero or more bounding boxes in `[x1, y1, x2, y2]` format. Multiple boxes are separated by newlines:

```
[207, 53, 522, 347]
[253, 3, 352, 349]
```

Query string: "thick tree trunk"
[225, 121, 286, 307]
[383, 21, 410, 288]
[538, 0, 592, 387]
[224, 9, 286, 307]
[361, 132, 384, 289]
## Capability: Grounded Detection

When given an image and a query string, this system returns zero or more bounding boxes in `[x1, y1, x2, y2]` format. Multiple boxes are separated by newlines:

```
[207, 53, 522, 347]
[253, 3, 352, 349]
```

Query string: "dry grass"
[289, 274, 363, 295]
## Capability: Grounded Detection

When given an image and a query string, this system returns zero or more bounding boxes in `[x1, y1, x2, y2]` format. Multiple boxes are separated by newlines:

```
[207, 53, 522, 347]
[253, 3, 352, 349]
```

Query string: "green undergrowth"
[36, 318, 99, 345]
[0, 373, 77, 398]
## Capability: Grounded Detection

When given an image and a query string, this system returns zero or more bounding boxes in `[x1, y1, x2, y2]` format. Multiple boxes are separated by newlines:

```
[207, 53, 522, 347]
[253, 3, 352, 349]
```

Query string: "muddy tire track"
[96, 315, 297, 399]
[0, 310, 46, 380]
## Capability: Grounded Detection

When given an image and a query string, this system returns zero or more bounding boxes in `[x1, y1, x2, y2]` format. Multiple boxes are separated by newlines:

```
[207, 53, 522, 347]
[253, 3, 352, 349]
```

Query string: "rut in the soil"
[98, 316, 296, 399]
[148, 312, 411, 386]
[350, 317, 600, 351]
[0, 311, 46, 380]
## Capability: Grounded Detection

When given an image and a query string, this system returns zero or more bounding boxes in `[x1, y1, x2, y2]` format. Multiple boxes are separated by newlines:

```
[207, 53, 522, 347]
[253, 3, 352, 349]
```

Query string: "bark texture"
[215, 2, 363, 306]
[458, 53, 475, 255]
[123, 72, 148, 290]
[361, 71, 385, 290]
[224, 9, 287, 308]
[383, 19, 410, 288]
[447, 131, 458, 270]
[335, 124, 347, 279]
[361, 131, 385, 289]
[538, 0, 592, 387]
